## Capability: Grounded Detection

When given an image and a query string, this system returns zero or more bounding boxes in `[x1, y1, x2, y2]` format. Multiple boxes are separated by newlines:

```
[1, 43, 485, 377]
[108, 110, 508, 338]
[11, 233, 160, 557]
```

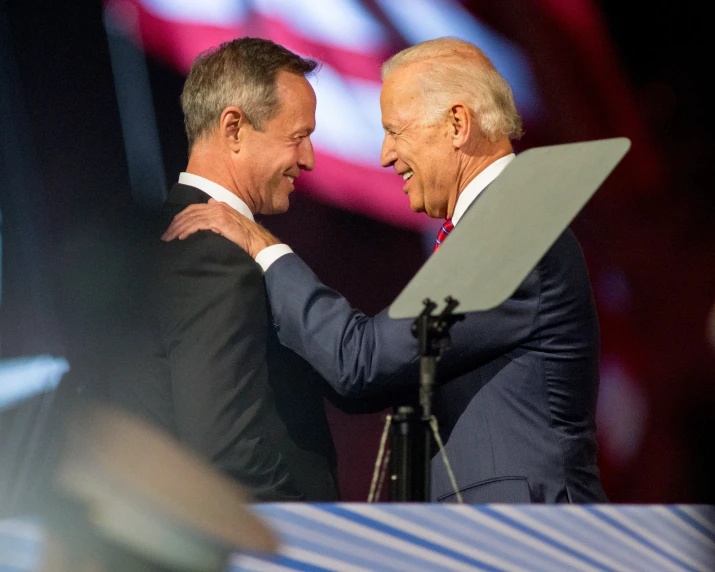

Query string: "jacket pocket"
[438, 476, 531, 503]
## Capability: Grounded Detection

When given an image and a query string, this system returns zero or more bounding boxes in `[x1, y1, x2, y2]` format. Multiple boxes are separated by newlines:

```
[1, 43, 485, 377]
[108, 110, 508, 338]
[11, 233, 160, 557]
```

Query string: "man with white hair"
[163, 38, 607, 503]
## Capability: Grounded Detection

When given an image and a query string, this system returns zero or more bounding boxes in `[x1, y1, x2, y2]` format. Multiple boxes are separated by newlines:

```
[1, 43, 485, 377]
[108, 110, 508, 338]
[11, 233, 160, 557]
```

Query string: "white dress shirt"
[178, 172, 255, 220]
[451, 153, 514, 225]
[255, 153, 515, 271]
[179, 172, 296, 267]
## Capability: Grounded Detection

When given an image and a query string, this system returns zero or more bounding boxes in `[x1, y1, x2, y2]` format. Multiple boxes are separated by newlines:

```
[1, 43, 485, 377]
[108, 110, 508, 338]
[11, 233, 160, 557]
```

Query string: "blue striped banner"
[1, 505, 713, 571]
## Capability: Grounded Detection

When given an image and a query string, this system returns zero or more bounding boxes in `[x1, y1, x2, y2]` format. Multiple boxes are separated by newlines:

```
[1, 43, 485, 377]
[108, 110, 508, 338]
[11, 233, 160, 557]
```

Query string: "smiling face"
[379, 66, 458, 219]
[238, 71, 316, 214]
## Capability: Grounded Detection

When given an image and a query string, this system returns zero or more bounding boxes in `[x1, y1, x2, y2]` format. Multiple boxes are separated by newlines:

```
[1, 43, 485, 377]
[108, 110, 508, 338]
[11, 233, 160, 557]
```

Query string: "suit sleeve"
[159, 233, 303, 501]
[264, 253, 541, 398]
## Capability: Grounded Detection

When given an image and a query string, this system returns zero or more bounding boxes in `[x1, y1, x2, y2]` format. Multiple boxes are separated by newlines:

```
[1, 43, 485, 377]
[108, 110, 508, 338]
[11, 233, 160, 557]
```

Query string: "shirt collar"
[178, 172, 255, 221]
[451, 154, 515, 226]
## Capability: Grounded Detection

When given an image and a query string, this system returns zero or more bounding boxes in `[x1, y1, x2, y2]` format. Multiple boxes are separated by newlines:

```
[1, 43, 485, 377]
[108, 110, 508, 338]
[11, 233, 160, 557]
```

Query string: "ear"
[448, 103, 471, 148]
[219, 106, 247, 152]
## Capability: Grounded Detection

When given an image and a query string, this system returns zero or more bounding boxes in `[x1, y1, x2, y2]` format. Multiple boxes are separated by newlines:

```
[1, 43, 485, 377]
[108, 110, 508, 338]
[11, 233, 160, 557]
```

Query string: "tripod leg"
[429, 416, 463, 503]
[368, 414, 392, 502]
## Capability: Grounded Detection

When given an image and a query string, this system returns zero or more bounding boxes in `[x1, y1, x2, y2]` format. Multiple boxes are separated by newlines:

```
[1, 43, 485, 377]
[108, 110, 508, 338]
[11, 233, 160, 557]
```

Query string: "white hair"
[382, 38, 523, 141]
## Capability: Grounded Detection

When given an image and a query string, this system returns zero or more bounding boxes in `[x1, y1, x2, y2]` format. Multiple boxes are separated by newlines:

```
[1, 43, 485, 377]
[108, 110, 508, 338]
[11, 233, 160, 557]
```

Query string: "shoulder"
[537, 228, 591, 289]
[161, 231, 258, 275]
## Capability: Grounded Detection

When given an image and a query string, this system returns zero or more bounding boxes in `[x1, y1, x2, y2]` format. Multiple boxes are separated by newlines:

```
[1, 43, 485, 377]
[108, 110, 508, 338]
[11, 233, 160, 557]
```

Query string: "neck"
[446, 139, 512, 218]
[457, 138, 513, 193]
[185, 141, 257, 212]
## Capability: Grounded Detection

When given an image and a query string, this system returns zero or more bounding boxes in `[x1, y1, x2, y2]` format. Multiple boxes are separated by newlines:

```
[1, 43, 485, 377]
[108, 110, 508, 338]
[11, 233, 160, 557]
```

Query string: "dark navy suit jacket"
[264, 228, 607, 503]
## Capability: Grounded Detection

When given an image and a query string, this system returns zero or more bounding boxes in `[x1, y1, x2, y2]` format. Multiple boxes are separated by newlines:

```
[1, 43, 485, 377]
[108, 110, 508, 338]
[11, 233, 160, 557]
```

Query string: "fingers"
[161, 202, 233, 242]
[161, 203, 197, 241]
[160, 199, 282, 257]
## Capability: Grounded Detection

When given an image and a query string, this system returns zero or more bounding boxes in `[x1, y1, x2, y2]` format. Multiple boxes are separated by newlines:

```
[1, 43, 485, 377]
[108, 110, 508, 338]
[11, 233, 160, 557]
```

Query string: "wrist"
[250, 228, 281, 258]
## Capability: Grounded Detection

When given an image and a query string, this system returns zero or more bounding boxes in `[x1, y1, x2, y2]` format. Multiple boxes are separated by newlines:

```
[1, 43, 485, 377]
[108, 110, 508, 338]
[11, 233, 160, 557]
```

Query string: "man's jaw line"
[394, 168, 446, 218]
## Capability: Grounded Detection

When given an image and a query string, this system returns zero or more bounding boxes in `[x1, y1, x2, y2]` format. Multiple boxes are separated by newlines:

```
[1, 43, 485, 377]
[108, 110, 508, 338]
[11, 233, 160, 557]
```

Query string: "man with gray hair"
[122, 37, 341, 501]
[164, 37, 607, 503]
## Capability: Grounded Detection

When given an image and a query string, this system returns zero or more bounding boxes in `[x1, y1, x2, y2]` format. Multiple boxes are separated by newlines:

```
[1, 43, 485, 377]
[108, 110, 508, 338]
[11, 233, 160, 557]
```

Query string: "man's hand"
[161, 199, 280, 258]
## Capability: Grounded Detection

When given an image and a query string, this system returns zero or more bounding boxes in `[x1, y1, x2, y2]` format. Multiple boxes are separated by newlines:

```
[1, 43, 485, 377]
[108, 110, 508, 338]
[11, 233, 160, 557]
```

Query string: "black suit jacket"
[120, 183, 338, 501]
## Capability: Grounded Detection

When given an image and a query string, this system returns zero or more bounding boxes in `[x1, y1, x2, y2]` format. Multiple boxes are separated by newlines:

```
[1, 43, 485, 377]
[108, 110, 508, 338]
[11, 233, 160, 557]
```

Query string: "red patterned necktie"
[433, 219, 454, 252]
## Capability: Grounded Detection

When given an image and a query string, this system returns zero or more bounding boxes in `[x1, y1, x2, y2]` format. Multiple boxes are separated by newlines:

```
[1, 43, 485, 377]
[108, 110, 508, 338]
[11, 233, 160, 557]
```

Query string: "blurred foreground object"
[44, 402, 277, 571]
[0, 357, 69, 517]
[0, 356, 68, 411]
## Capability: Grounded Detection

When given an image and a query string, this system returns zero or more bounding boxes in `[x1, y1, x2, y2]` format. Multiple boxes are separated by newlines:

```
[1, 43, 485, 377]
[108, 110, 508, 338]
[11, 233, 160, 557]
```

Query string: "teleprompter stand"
[388, 297, 463, 501]
[372, 138, 632, 502]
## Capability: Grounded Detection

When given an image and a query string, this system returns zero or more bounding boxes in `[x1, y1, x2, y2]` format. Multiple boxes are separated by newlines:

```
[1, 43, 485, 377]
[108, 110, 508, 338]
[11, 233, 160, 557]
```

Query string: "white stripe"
[374, 0, 540, 115]
[348, 504, 529, 572]
[594, 506, 710, 572]
[452, 506, 601, 572]
[280, 546, 375, 572]
[279, 505, 483, 571]
[140, 0, 245, 25]
[678, 506, 715, 536]
[492, 506, 633, 571]
[253, 0, 388, 52]
[269, 519, 435, 572]
[652, 506, 715, 551]
[230, 554, 298, 572]
[551, 508, 682, 572]
[310, 68, 384, 166]
[398, 506, 565, 571]
[532, 508, 672, 572]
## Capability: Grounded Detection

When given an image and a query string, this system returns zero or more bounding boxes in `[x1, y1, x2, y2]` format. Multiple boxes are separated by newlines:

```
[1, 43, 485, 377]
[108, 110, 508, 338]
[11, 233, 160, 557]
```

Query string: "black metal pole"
[388, 406, 431, 501]
[388, 297, 463, 502]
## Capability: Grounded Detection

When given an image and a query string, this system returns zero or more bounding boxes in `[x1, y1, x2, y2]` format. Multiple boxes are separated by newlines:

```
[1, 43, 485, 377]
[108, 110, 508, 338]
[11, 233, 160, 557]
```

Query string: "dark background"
[1, 0, 713, 503]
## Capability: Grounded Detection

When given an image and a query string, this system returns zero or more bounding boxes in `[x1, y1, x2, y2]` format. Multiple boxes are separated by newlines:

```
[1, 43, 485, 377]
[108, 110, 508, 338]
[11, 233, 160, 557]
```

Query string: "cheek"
[425, 149, 447, 178]
[269, 170, 285, 189]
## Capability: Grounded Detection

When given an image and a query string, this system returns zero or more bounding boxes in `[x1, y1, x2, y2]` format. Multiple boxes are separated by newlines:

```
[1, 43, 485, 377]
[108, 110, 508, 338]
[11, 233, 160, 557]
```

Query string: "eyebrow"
[292, 126, 314, 136]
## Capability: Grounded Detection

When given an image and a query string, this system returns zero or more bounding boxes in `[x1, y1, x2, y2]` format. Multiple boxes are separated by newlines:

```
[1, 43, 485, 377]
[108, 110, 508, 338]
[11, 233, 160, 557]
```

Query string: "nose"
[380, 135, 397, 168]
[299, 137, 315, 172]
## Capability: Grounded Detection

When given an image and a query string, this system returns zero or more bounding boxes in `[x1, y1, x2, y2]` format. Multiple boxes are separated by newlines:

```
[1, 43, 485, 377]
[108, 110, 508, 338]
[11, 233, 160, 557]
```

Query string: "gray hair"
[181, 37, 318, 150]
[381, 38, 523, 141]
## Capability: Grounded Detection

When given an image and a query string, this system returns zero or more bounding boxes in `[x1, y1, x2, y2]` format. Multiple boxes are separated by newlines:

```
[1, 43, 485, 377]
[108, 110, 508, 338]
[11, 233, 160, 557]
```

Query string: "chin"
[422, 196, 447, 218]
[260, 193, 291, 215]
[407, 196, 424, 213]
[410, 202, 426, 214]
[273, 200, 291, 214]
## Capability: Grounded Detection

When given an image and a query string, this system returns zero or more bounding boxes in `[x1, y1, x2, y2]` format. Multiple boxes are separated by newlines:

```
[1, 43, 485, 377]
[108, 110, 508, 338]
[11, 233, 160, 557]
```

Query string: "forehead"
[272, 71, 317, 126]
[380, 67, 423, 125]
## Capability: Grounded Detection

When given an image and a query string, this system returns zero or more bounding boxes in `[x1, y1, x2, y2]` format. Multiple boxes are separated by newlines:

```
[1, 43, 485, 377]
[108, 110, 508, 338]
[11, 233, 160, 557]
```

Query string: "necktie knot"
[433, 219, 454, 252]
